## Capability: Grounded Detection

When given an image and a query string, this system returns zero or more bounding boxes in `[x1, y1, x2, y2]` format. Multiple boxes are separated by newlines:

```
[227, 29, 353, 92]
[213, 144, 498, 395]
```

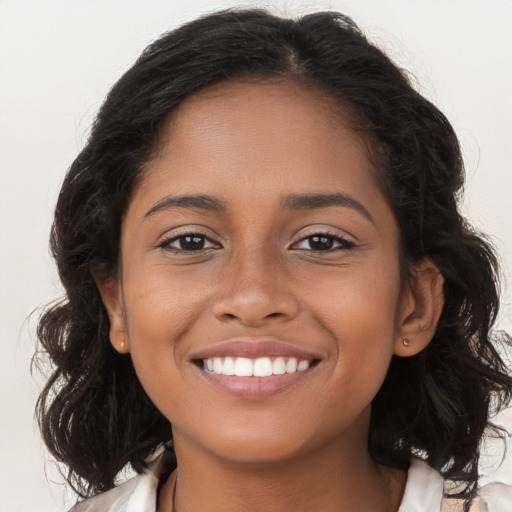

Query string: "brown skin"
[99, 80, 444, 511]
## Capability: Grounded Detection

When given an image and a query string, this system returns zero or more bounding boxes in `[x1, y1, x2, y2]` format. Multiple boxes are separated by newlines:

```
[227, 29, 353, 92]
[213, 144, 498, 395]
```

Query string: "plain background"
[1, 1, 511, 510]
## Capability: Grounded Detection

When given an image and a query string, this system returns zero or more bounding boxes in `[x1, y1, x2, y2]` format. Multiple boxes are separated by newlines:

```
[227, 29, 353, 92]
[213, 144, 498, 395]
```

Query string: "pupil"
[310, 236, 333, 250]
[180, 235, 204, 250]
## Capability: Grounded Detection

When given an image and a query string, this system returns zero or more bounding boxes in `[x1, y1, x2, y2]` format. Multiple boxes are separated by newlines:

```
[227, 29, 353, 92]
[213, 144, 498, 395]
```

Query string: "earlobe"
[394, 260, 444, 357]
[95, 275, 130, 354]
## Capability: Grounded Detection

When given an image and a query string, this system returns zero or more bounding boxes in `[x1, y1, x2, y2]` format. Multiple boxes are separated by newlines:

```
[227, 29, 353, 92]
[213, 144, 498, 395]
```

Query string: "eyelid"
[155, 226, 222, 252]
[154, 225, 356, 253]
[289, 228, 357, 251]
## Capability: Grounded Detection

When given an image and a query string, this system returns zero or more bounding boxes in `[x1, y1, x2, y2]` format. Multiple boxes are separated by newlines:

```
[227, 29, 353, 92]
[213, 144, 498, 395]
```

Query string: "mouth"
[189, 340, 322, 400]
[196, 356, 318, 376]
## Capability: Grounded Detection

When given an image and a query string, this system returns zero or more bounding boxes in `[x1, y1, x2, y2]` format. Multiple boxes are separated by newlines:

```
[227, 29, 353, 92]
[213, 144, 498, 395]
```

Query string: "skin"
[99, 80, 444, 512]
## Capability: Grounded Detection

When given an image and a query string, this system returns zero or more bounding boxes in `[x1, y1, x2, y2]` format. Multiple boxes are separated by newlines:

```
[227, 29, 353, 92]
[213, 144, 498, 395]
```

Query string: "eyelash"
[157, 231, 219, 254]
[291, 231, 356, 252]
[157, 230, 356, 254]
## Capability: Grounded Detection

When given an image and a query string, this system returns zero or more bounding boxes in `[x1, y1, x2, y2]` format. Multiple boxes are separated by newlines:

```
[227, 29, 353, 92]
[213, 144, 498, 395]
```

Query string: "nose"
[212, 251, 299, 327]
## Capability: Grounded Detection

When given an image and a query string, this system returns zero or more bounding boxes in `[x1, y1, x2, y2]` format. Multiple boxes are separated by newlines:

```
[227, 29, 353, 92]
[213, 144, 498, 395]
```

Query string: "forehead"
[159, 79, 361, 152]
[131, 79, 386, 218]
[164, 79, 348, 139]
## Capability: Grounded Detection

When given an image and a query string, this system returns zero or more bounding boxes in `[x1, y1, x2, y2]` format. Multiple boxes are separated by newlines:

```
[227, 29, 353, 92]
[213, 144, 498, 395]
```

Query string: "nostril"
[213, 293, 299, 325]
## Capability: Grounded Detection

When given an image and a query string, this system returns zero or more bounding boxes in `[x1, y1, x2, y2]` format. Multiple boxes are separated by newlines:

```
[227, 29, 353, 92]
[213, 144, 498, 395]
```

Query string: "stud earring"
[403, 338, 410, 346]
[119, 340, 126, 350]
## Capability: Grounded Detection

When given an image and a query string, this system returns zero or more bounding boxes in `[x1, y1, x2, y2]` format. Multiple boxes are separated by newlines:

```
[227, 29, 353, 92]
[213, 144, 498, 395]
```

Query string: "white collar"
[70, 455, 512, 512]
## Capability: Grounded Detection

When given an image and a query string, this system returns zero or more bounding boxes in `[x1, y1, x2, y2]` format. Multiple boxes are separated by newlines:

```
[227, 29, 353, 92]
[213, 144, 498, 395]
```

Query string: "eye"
[292, 233, 355, 252]
[158, 232, 220, 253]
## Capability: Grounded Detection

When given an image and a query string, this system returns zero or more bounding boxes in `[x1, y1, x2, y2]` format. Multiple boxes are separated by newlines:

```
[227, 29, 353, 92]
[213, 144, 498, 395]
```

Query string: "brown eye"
[178, 235, 206, 250]
[158, 233, 220, 252]
[308, 235, 334, 251]
[293, 233, 356, 252]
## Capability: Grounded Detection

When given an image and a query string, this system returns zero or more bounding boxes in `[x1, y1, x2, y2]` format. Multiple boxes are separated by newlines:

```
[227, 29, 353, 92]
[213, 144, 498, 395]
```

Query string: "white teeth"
[285, 357, 298, 373]
[297, 360, 310, 371]
[272, 357, 286, 375]
[234, 357, 253, 377]
[222, 357, 235, 375]
[203, 356, 312, 376]
[213, 357, 223, 374]
[253, 357, 273, 377]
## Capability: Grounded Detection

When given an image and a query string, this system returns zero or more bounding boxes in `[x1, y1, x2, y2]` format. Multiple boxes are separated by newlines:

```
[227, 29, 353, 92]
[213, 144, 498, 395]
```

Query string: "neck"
[159, 428, 406, 512]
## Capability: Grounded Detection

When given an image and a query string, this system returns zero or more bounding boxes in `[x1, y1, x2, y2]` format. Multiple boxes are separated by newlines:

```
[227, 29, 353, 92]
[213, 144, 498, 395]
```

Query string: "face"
[101, 80, 439, 465]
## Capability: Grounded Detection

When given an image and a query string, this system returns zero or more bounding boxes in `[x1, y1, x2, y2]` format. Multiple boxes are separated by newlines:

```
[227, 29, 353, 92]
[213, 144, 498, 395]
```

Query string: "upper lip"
[189, 339, 321, 361]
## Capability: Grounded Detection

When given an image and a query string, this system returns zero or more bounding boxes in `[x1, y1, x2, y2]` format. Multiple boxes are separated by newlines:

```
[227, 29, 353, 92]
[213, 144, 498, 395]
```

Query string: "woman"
[36, 8, 512, 512]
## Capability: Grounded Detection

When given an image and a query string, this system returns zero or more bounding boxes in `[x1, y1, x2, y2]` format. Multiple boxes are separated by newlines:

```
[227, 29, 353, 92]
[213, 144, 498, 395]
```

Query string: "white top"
[70, 457, 512, 512]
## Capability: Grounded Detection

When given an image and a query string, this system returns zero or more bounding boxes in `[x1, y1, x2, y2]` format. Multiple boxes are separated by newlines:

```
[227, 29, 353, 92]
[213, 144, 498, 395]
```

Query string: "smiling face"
[99, 80, 441, 466]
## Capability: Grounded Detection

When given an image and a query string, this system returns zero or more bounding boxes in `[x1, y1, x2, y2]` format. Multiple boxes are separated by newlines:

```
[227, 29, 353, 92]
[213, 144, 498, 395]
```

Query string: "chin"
[192, 418, 326, 466]
[211, 437, 308, 465]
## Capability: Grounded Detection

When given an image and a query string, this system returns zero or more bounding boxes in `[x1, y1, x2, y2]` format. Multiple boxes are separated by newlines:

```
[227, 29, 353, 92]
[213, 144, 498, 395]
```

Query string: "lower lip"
[196, 366, 316, 400]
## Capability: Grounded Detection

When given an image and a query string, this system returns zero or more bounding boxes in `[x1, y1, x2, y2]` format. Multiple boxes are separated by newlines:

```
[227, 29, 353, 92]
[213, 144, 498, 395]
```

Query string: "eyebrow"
[144, 192, 374, 224]
[283, 193, 374, 224]
[145, 194, 228, 217]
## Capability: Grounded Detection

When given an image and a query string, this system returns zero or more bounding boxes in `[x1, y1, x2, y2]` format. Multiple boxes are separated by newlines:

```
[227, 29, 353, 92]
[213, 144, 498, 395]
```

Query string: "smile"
[203, 356, 312, 377]
[190, 340, 322, 399]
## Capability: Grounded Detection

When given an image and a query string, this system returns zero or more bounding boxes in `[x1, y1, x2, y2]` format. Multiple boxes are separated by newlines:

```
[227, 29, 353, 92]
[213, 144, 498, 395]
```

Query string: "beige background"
[1, 1, 511, 510]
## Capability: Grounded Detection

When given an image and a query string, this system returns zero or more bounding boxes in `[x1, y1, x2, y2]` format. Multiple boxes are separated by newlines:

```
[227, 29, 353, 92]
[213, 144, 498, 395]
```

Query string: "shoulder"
[398, 458, 512, 512]
[67, 455, 511, 512]
[398, 458, 445, 512]
[68, 453, 174, 512]
[471, 481, 512, 512]
[69, 470, 158, 512]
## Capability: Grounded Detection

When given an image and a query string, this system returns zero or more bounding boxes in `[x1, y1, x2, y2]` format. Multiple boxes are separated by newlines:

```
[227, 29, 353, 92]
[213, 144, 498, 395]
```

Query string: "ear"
[95, 276, 130, 354]
[394, 259, 444, 357]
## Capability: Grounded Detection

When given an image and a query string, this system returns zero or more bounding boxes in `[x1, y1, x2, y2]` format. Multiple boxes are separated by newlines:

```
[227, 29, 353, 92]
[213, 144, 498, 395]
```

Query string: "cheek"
[124, 264, 210, 333]
[309, 258, 402, 337]
[309, 262, 401, 391]
[121, 267, 210, 389]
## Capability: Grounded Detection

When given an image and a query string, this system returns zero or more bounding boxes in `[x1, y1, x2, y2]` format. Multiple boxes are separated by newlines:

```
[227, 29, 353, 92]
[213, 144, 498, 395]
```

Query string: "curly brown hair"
[35, 9, 511, 510]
